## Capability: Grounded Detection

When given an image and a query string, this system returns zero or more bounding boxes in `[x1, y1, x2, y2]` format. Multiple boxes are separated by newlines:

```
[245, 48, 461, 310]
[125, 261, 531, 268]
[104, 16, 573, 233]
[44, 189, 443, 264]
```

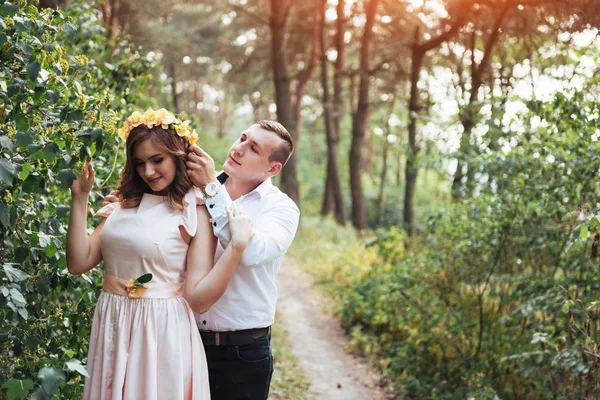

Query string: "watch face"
[205, 182, 219, 196]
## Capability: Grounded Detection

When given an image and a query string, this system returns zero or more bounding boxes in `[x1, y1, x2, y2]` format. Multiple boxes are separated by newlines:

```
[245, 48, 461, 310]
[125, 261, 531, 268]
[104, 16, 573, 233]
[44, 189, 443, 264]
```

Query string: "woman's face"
[134, 138, 177, 195]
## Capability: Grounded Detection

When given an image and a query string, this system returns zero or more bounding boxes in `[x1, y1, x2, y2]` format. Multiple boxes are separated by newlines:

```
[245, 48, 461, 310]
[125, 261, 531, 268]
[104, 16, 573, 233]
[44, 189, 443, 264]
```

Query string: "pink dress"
[83, 191, 210, 400]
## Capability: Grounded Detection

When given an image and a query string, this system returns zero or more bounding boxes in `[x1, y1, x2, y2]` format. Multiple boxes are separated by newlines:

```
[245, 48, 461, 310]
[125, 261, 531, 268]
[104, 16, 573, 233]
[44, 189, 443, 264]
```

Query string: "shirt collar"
[219, 171, 272, 199]
[252, 177, 272, 198]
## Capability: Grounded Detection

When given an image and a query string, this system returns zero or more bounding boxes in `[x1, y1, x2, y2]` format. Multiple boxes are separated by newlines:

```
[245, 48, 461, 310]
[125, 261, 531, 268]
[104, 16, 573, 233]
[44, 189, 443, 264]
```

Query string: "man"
[185, 120, 299, 400]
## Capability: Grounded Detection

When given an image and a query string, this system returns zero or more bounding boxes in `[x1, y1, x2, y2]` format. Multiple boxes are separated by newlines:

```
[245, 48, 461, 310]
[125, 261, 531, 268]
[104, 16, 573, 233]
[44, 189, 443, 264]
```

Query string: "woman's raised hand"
[226, 203, 255, 251]
[70, 162, 95, 199]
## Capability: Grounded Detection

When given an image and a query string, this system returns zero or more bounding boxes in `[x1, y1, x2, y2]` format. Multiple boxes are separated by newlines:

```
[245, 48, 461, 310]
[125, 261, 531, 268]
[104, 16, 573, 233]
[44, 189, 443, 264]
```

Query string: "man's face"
[223, 124, 282, 185]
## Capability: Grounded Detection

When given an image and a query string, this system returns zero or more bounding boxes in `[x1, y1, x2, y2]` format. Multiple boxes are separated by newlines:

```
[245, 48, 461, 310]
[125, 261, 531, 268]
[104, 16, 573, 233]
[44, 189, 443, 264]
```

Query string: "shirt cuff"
[204, 187, 233, 235]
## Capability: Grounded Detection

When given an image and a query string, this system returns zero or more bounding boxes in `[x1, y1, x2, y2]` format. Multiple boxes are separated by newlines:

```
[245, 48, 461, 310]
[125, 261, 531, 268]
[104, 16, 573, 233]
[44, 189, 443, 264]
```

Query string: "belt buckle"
[215, 332, 220, 346]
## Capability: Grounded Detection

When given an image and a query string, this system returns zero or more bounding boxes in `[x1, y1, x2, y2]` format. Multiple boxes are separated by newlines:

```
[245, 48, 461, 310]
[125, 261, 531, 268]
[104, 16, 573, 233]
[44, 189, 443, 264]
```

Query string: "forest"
[2, 0, 600, 398]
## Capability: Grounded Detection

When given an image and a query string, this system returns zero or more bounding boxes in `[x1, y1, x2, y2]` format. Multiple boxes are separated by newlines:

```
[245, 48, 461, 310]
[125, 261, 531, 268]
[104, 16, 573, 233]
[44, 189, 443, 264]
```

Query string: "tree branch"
[230, 4, 269, 26]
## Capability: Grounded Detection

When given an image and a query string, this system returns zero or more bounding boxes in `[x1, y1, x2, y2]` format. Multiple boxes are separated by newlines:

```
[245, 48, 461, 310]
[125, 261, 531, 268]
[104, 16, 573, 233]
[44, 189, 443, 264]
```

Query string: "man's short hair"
[258, 120, 294, 166]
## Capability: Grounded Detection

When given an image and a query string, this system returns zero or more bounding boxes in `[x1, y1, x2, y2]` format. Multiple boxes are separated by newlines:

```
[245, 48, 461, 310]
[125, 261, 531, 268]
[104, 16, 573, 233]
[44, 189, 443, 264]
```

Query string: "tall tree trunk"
[404, 34, 423, 237]
[38, 0, 68, 9]
[349, 0, 380, 231]
[333, 0, 346, 142]
[289, 3, 319, 202]
[364, 127, 373, 174]
[452, 2, 511, 199]
[349, 73, 356, 114]
[270, 0, 299, 204]
[402, 7, 475, 237]
[397, 150, 403, 186]
[169, 62, 179, 113]
[99, 0, 121, 40]
[377, 91, 398, 226]
[218, 95, 227, 139]
[320, 0, 345, 225]
[377, 135, 390, 226]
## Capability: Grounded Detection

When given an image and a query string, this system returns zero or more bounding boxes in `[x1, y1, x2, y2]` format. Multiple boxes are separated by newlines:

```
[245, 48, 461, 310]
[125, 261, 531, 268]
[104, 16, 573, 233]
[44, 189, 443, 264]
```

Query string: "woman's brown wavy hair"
[117, 125, 192, 211]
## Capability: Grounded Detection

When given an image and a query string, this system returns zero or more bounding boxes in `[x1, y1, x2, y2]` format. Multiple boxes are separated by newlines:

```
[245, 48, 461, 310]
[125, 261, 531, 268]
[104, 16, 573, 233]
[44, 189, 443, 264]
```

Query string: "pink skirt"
[83, 278, 210, 400]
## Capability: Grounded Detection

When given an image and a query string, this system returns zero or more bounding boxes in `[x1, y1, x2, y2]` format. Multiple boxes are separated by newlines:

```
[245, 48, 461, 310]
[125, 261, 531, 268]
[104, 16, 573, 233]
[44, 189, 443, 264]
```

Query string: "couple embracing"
[66, 109, 299, 399]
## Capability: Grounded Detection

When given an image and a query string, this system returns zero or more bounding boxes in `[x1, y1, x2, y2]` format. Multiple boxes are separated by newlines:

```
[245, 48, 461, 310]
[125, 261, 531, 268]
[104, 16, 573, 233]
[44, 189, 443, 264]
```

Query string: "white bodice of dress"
[98, 191, 199, 284]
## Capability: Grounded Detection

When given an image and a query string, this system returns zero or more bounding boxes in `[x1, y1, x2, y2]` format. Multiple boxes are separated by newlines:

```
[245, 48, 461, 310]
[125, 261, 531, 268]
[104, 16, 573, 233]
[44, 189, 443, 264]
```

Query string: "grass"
[269, 317, 313, 399]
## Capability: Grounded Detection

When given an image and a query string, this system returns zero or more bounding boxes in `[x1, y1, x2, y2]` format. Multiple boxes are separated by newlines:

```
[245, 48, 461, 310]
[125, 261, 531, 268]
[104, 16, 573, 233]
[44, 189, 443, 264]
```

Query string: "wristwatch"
[201, 180, 221, 198]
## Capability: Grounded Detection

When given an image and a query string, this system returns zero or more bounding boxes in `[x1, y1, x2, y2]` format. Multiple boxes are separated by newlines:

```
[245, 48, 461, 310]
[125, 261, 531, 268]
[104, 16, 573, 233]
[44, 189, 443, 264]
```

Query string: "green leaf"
[63, 349, 76, 358]
[137, 273, 153, 284]
[56, 169, 76, 189]
[27, 62, 41, 81]
[66, 109, 84, 122]
[62, 22, 76, 37]
[562, 300, 574, 314]
[15, 133, 33, 147]
[91, 128, 103, 140]
[45, 90, 59, 104]
[0, 203, 9, 228]
[17, 43, 33, 58]
[65, 359, 89, 377]
[0, 136, 15, 152]
[56, 205, 70, 217]
[37, 367, 65, 396]
[0, 2, 19, 17]
[0, 33, 7, 48]
[3, 264, 28, 282]
[42, 143, 59, 162]
[74, 80, 83, 96]
[0, 158, 16, 186]
[38, 232, 51, 248]
[14, 247, 28, 263]
[2, 378, 34, 400]
[59, 105, 70, 122]
[580, 225, 589, 239]
[18, 162, 32, 181]
[31, 387, 49, 400]
[9, 287, 26, 307]
[15, 116, 30, 132]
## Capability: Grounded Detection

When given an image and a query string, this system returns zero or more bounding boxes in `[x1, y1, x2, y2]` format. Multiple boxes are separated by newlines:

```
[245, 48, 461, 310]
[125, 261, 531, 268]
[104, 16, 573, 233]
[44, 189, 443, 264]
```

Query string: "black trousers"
[203, 333, 274, 400]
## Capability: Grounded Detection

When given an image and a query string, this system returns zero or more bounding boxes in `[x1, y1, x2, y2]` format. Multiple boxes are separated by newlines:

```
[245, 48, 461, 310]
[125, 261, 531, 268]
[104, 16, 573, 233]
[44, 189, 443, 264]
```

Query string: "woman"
[66, 109, 252, 399]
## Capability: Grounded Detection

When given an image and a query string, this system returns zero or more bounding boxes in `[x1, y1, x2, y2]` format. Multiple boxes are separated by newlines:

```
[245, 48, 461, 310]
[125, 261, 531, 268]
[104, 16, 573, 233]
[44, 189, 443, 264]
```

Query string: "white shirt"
[194, 177, 300, 331]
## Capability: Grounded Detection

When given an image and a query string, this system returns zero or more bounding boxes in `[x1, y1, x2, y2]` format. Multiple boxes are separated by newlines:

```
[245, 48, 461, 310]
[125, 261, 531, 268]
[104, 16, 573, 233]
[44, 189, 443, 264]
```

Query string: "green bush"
[332, 91, 600, 398]
[0, 1, 156, 398]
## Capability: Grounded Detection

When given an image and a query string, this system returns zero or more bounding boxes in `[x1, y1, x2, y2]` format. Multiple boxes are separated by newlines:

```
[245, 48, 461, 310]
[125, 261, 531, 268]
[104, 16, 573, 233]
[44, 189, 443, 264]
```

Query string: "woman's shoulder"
[184, 187, 205, 209]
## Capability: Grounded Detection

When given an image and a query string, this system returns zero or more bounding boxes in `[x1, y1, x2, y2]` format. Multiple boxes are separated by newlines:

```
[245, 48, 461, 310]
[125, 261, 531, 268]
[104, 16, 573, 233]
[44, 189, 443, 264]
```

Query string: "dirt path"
[276, 262, 395, 400]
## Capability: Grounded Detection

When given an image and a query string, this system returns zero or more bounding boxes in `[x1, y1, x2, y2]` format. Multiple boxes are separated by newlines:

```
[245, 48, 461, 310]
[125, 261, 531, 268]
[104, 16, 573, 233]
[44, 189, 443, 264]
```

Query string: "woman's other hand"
[102, 190, 122, 206]
[227, 203, 255, 251]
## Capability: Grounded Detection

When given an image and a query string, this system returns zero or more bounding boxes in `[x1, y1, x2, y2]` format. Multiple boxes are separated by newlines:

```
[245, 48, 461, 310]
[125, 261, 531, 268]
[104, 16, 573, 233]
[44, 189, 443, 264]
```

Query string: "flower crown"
[117, 108, 199, 147]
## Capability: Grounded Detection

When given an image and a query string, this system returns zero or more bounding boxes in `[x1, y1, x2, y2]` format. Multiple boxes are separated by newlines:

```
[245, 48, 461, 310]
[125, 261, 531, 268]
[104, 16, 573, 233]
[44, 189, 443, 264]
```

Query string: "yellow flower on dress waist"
[125, 273, 153, 299]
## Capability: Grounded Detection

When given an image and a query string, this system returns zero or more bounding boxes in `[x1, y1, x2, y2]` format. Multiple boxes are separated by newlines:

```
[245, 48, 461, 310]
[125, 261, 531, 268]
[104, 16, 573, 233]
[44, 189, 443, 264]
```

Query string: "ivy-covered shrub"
[0, 1, 156, 398]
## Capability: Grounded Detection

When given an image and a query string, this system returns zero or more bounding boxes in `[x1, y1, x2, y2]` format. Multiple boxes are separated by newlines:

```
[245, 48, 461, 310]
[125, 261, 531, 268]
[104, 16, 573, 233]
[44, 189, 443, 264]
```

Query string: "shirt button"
[213, 222, 217, 227]
[202, 320, 207, 325]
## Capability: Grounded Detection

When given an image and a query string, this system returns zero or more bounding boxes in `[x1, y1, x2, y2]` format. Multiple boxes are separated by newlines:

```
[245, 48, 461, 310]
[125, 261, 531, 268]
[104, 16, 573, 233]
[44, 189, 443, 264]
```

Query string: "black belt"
[199, 327, 270, 346]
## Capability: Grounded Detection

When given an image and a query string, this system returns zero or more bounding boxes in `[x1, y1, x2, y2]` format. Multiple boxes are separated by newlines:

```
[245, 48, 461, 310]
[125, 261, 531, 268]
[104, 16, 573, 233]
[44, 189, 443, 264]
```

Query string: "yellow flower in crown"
[116, 108, 199, 146]
[175, 120, 192, 138]
[143, 108, 160, 127]
[189, 130, 199, 147]
[128, 111, 144, 127]
[117, 120, 133, 141]
[156, 108, 178, 128]
[117, 125, 129, 141]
